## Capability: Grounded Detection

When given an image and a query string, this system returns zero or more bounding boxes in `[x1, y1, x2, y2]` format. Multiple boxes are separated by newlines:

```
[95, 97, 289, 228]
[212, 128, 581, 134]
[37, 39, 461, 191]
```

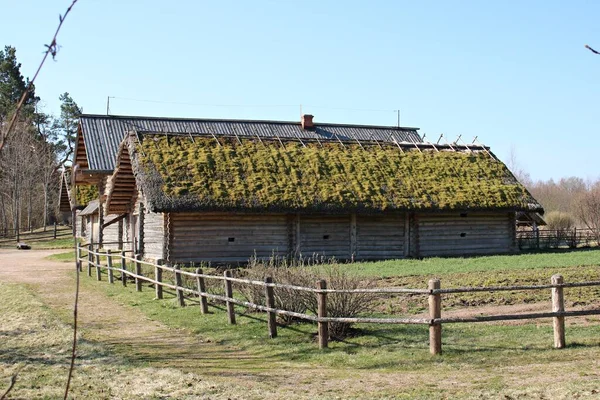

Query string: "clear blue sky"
[2, 0, 599, 181]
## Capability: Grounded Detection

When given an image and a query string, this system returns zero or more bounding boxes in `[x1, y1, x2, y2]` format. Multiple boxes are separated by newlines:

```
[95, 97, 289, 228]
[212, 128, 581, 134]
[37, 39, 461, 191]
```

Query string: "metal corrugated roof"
[79, 114, 422, 172]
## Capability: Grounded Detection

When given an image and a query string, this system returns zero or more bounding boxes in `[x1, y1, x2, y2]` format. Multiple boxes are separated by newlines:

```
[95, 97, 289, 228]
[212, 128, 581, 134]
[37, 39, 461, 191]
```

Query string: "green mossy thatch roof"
[74, 184, 98, 207]
[130, 135, 543, 214]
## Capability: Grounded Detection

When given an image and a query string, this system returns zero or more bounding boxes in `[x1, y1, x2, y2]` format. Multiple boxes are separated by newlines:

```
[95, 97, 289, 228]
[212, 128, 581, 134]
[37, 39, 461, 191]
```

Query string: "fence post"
[135, 254, 142, 292]
[155, 263, 163, 300]
[224, 270, 236, 324]
[87, 244, 93, 277]
[121, 251, 127, 287]
[196, 268, 208, 314]
[551, 274, 566, 349]
[428, 279, 442, 355]
[53, 222, 57, 239]
[265, 276, 277, 339]
[95, 251, 102, 281]
[175, 265, 185, 307]
[76, 243, 82, 272]
[107, 249, 114, 284]
[317, 279, 328, 349]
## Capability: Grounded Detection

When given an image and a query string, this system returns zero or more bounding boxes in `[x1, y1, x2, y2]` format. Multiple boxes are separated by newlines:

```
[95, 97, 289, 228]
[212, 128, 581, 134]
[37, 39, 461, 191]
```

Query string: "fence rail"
[518, 227, 599, 250]
[0, 223, 71, 243]
[77, 242, 600, 354]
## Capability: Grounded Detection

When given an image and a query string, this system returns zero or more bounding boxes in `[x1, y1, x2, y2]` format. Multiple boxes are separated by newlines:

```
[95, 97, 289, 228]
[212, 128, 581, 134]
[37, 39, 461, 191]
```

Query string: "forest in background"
[0, 45, 80, 235]
[0, 44, 598, 239]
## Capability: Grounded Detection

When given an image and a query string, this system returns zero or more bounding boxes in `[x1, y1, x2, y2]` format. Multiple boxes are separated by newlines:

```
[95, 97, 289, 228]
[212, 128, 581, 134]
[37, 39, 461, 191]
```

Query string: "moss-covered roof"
[75, 184, 98, 207]
[130, 135, 543, 214]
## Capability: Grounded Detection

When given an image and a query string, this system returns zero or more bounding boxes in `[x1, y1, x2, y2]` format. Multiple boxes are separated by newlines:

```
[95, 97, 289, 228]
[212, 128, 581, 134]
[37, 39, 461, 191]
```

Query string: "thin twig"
[0, 0, 79, 152]
[64, 212, 80, 400]
[585, 44, 599, 55]
[0, 373, 18, 400]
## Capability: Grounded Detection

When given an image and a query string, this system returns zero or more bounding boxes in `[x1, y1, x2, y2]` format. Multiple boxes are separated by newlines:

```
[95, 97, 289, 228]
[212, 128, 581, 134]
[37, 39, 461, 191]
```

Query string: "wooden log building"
[70, 114, 544, 264]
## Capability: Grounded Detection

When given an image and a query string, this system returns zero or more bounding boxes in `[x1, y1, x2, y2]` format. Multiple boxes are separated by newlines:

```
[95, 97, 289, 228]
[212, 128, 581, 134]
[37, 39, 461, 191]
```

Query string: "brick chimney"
[301, 114, 314, 130]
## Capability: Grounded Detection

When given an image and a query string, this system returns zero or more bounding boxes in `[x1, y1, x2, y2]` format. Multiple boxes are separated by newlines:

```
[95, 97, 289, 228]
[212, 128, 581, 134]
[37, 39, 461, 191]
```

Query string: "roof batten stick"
[292, 129, 306, 147]
[424, 134, 439, 152]
[231, 125, 243, 145]
[457, 135, 473, 154]
[408, 136, 422, 153]
[270, 126, 286, 149]
[392, 137, 405, 154]
[187, 129, 195, 143]
[209, 130, 222, 147]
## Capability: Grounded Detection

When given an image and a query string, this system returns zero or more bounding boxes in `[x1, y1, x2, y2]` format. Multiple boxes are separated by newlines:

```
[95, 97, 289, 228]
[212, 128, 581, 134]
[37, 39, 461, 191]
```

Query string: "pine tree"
[56, 92, 82, 166]
[0, 46, 38, 124]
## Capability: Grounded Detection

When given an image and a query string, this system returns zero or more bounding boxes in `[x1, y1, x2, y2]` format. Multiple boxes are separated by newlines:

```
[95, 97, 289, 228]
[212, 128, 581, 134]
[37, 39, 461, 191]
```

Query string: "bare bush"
[240, 257, 377, 339]
[304, 265, 378, 340]
[575, 182, 600, 246]
[544, 211, 575, 248]
[238, 262, 314, 324]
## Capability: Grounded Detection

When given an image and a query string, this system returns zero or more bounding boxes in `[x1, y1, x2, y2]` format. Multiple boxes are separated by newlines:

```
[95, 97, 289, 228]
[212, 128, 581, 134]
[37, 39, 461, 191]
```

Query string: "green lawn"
[81, 272, 600, 398]
[0, 226, 74, 249]
[12, 247, 600, 398]
[346, 249, 600, 277]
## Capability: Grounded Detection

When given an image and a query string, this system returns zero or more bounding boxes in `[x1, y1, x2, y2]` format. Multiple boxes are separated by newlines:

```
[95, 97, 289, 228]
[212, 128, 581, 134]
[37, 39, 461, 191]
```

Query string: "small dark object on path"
[16, 242, 31, 250]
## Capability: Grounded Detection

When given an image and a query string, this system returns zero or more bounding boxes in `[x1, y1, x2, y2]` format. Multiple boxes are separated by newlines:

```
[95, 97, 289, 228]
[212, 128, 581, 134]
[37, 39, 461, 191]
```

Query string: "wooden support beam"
[552, 274, 566, 349]
[350, 213, 357, 259]
[317, 280, 328, 349]
[265, 276, 277, 339]
[429, 279, 442, 355]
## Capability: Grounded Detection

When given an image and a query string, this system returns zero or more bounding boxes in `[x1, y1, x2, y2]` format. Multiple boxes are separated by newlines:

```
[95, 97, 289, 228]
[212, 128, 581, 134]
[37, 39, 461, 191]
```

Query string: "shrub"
[544, 211, 575, 248]
[238, 261, 314, 324]
[240, 257, 377, 339]
[303, 265, 378, 340]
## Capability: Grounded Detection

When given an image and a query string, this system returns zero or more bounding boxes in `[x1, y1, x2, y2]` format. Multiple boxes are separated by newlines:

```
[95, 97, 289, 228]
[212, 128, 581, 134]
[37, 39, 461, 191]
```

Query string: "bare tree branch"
[0, 373, 18, 400]
[0, 0, 79, 152]
[64, 227, 81, 400]
[585, 44, 600, 55]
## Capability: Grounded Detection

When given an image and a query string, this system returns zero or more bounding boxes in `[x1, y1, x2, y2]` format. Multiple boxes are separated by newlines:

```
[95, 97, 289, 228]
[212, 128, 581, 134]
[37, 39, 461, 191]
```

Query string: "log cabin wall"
[356, 214, 405, 260]
[143, 211, 164, 261]
[141, 211, 517, 264]
[298, 215, 351, 260]
[75, 211, 84, 239]
[102, 215, 120, 249]
[416, 212, 515, 257]
[168, 213, 290, 263]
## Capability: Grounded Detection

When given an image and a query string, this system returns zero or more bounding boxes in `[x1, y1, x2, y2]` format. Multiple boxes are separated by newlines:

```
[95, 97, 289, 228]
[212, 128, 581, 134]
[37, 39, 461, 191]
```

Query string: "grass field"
[0, 225, 74, 249]
[27, 248, 600, 398]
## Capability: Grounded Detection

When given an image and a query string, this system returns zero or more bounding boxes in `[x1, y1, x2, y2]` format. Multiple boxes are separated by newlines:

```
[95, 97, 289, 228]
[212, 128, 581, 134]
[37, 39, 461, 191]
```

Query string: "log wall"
[417, 212, 515, 257]
[168, 213, 290, 263]
[356, 214, 405, 260]
[298, 215, 351, 260]
[143, 211, 164, 261]
[141, 211, 518, 264]
[75, 211, 84, 239]
[103, 215, 121, 250]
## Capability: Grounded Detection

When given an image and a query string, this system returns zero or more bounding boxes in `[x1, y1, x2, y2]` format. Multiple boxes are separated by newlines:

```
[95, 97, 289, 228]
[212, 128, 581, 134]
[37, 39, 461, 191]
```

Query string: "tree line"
[0, 45, 81, 235]
[512, 155, 600, 243]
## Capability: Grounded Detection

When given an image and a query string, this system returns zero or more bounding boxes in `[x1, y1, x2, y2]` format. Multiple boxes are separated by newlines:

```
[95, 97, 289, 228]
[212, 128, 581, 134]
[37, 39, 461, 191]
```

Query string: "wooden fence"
[0, 223, 71, 244]
[518, 228, 598, 250]
[77, 243, 600, 355]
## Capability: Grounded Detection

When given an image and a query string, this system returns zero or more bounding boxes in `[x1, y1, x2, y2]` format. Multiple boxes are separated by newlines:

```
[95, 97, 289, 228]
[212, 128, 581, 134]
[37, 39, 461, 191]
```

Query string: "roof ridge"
[80, 113, 420, 131]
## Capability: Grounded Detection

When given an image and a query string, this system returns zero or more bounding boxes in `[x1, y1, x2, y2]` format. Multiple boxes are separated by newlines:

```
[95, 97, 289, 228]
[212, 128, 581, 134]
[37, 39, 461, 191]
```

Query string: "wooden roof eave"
[105, 140, 137, 215]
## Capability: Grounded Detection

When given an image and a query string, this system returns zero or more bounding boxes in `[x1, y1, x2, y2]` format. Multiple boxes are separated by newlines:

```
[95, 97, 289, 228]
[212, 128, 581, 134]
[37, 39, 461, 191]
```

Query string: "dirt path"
[0, 249, 266, 373]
